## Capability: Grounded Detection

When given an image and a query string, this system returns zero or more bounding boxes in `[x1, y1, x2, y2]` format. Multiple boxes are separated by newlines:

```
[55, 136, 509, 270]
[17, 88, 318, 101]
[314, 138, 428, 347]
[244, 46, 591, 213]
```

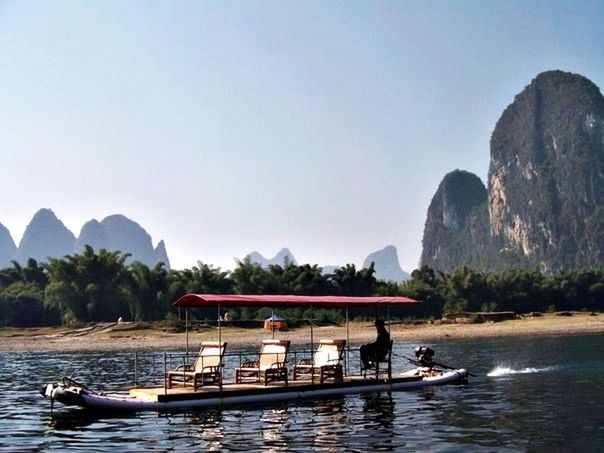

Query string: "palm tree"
[187, 262, 233, 294]
[277, 263, 331, 294]
[231, 257, 272, 294]
[0, 261, 23, 289]
[329, 263, 377, 296]
[45, 246, 132, 323]
[128, 262, 169, 321]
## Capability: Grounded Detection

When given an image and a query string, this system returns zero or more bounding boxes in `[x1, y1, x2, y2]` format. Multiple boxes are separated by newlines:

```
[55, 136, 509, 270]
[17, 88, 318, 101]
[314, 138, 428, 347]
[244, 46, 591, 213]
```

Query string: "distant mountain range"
[362, 245, 411, 281]
[246, 245, 410, 282]
[0, 209, 170, 269]
[246, 248, 298, 267]
[2, 210, 410, 280]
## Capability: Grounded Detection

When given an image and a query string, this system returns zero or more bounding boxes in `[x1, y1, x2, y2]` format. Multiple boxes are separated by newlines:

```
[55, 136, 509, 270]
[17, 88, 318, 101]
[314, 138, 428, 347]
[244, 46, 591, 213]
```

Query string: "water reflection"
[312, 396, 346, 415]
[260, 407, 290, 448]
[44, 409, 106, 431]
[310, 397, 347, 450]
[0, 334, 603, 450]
[351, 392, 396, 451]
[187, 409, 225, 450]
[362, 392, 395, 428]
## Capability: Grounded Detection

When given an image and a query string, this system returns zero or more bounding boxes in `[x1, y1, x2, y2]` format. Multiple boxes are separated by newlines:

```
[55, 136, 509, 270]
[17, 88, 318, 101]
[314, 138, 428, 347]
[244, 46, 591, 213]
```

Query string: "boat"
[41, 294, 470, 412]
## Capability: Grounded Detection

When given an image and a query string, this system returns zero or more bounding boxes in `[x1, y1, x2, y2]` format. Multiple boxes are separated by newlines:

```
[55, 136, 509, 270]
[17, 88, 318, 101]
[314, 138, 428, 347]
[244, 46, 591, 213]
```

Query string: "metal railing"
[128, 346, 369, 391]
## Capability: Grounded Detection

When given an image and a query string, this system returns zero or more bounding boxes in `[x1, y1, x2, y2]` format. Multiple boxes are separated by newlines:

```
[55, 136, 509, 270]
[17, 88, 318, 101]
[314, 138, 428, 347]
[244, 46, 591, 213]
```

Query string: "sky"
[0, 0, 603, 273]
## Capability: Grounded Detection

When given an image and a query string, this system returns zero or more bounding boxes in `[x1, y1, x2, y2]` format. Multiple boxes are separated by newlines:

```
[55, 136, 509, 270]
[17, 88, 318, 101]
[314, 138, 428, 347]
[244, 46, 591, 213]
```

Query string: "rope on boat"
[62, 376, 99, 395]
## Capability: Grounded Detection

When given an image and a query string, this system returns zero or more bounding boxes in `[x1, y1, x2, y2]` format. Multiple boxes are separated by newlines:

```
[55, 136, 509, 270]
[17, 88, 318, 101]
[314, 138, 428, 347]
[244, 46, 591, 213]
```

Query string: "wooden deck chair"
[167, 341, 227, 391]
[293, 339, 346, 383]
[235, 339, 290, 386]
[362, 339, 393, 380]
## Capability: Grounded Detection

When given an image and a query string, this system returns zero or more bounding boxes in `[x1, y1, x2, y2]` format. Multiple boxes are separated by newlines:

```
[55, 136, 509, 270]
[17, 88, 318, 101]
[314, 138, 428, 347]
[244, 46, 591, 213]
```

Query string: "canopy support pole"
[310, 306, 314, 384]
[345, 307, 350, 376]
[387, 305, 391, 333]
[218, 304, 222, 346]
[185, 308, 189, 358]
[272, 305, 275, 339]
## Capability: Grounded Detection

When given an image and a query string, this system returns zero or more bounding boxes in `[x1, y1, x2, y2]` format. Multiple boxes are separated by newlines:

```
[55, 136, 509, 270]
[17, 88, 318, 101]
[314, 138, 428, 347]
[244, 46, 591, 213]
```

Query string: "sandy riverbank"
[0, 313, 602, 352]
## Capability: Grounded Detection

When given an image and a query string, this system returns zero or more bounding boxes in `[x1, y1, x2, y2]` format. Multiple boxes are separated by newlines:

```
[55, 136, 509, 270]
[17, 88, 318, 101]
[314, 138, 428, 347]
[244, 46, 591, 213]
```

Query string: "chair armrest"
[241, 360, 258, 368]
[297, 358, 312, 366]
[269, 361, 286, 369]
[171, 364, 194, 372]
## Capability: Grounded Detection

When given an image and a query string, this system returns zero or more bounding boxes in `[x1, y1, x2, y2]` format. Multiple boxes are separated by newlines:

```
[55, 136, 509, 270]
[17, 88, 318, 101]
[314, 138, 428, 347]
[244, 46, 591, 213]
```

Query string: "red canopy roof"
[172, 294, 419, 308]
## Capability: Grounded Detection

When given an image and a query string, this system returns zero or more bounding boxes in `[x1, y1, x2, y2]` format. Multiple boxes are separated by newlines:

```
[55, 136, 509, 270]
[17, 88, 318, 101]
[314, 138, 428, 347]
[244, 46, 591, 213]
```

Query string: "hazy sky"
[1, 0, 603, 272]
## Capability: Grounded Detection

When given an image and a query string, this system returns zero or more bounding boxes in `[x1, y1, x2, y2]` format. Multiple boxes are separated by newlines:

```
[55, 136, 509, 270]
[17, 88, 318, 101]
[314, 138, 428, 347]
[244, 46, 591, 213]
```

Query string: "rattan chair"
[293, 339, 346, 383]
[167, 341, 227, 390]
[235, 339, 290, 385]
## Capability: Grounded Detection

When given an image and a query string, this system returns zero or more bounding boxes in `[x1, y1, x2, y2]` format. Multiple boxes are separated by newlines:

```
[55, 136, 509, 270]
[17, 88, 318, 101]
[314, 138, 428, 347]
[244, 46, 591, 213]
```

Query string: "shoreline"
[1, 313, 602, 352]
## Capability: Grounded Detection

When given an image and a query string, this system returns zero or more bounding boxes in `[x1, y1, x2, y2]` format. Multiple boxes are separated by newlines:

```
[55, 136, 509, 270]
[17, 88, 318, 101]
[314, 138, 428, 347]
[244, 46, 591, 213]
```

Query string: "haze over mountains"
[0, 209, 170, 269]
[2, 213, 411, 280]
[5, 72, 600, 277]
[246, 248, 298, 267]
[0, 223, 16, 266]
[246, 246, 411, 282]
[421, 70, 604, 273]
[362, 245, 411, 281]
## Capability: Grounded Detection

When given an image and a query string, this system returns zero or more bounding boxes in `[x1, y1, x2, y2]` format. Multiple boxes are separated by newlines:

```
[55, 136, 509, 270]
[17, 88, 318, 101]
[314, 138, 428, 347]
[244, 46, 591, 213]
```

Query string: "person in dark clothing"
[360, 319, 391, 370]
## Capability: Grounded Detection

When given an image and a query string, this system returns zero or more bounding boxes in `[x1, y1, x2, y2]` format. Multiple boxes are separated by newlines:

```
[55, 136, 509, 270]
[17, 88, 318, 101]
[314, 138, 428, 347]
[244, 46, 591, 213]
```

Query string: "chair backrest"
[259, 339, 290, 370]
[194, 341, 227, 372]
[314, 339, 346, 367]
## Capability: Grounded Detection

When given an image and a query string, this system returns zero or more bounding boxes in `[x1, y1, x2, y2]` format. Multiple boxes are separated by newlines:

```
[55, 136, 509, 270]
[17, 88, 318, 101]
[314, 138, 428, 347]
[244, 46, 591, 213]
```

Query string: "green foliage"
[0, 259, 48, 290]
[481, 302, 498, 312]
[45, 246, 132, 323]
[329, 263, 376, 296]
[396, 266, 445, 318]
[230, 257, 272, 294]
[0, 248, 602, 328]
[0, 281, 48, 327]
[226, 309, 240, 320]
[162, 312, 184, 330]
[442, 297, 468, 315]
[0, 259, 57, 326]
[310, 308, 344, 323]
[185, 262, 233, 294]
[127, 262, 169, 321]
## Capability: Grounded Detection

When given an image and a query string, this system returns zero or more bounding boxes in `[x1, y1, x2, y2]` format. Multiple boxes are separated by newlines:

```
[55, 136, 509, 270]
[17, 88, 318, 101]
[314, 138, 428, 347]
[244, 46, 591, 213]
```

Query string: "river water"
[0, 333, 602, 451]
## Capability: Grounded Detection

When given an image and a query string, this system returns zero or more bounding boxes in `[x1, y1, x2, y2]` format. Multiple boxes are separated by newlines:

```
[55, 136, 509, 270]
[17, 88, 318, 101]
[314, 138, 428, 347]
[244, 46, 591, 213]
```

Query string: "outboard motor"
[414, 346, 435, 367]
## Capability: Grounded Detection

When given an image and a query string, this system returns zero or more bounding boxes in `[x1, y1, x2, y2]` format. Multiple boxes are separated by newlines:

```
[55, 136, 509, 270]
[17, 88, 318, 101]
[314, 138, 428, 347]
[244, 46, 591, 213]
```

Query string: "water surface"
[1, 334, 602, 451]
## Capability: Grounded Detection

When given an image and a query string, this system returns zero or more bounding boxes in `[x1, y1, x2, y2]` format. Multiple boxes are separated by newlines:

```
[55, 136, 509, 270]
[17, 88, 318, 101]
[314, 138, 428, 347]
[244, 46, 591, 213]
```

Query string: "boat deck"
[128, 373, 424, 403]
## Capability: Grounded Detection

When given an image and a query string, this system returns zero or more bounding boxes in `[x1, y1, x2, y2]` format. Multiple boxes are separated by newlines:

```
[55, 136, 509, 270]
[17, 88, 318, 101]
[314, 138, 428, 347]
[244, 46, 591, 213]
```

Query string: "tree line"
[0, 246, 602, 327]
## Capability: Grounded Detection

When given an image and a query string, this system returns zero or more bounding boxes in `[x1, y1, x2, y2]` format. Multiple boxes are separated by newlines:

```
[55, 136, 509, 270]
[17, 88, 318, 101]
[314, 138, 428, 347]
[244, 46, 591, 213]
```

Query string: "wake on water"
[487, 365, 561, 377]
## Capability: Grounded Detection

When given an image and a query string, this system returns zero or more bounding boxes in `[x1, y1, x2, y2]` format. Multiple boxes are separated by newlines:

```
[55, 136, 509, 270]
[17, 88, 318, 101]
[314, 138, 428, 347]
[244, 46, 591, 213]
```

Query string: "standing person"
[360, 319, 390, 370]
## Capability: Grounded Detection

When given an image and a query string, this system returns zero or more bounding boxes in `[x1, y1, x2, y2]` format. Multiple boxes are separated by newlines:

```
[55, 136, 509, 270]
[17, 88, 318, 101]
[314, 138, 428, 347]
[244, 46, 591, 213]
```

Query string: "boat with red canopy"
[41, 294, 469, 412]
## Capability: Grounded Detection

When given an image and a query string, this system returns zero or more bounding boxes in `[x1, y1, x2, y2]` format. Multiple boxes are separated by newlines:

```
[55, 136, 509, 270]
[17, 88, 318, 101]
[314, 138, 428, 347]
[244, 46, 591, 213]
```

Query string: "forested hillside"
[1, 247, 601, 327]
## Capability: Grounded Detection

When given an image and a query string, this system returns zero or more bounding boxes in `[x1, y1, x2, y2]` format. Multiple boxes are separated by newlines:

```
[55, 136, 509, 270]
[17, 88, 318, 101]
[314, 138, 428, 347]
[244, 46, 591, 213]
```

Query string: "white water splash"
[487, 366, 559, 377]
